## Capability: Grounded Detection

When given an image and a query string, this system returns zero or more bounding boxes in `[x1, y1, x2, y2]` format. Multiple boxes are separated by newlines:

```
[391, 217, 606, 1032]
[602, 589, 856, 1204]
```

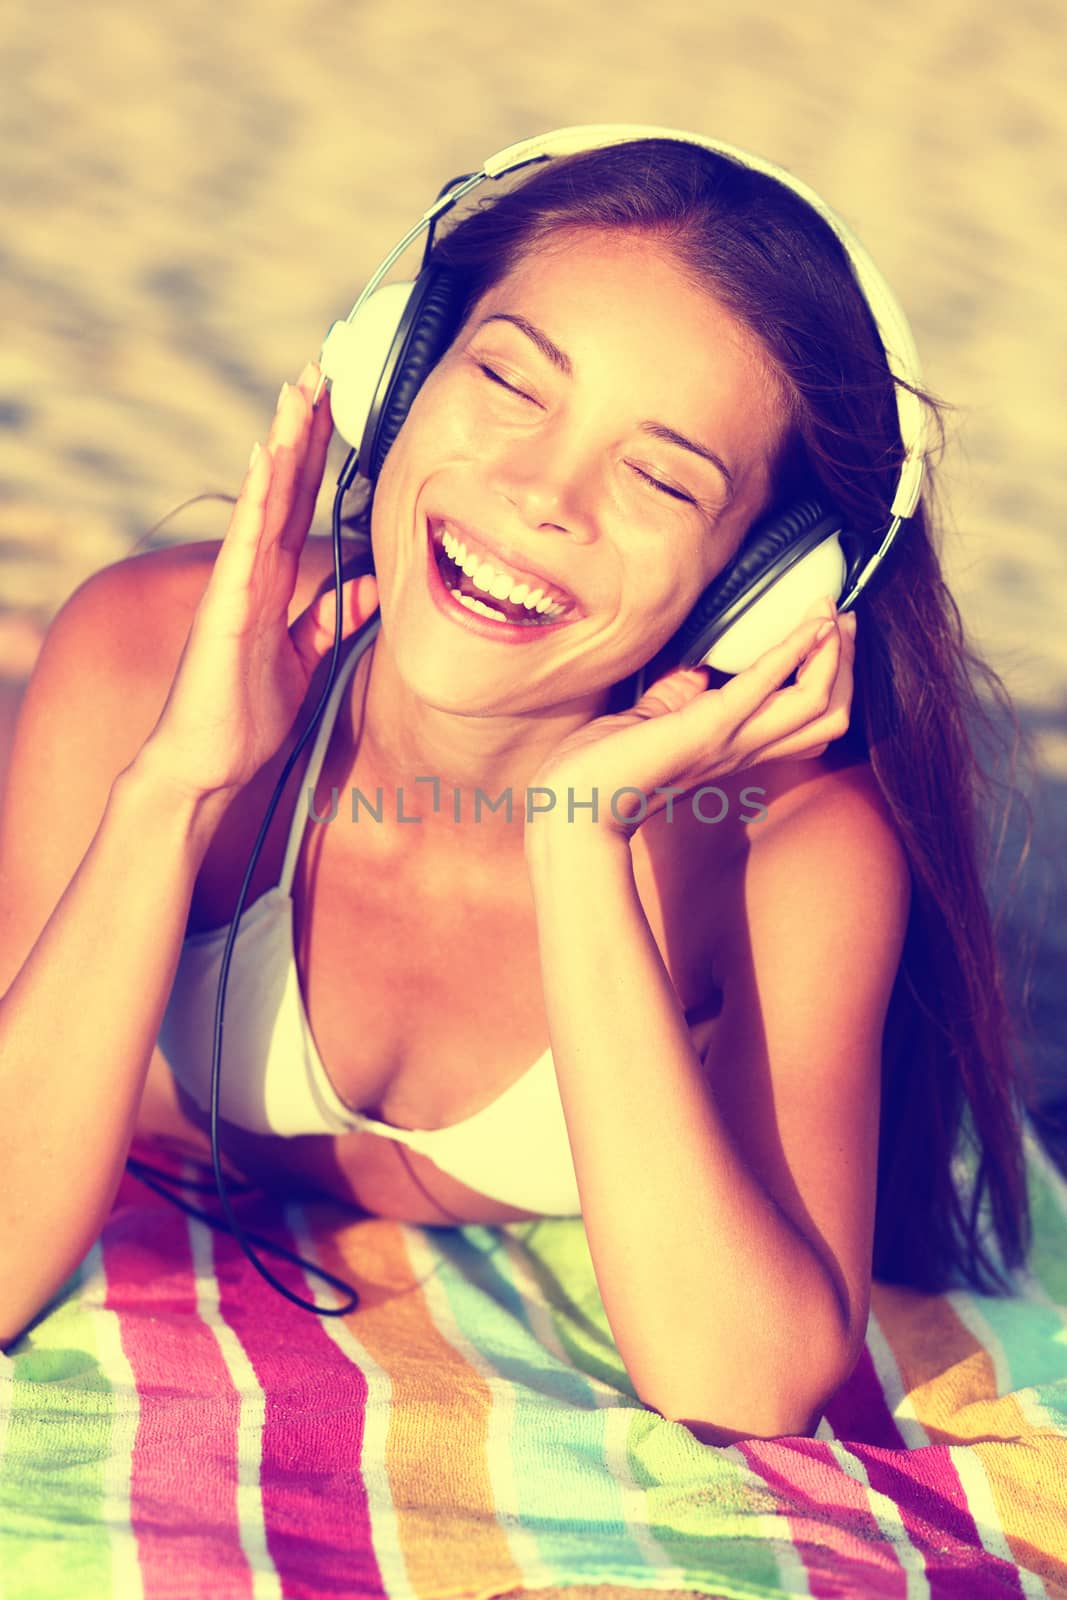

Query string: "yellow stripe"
[311, 1215, 525, 1594]
[874, 1283, 1067, 1591]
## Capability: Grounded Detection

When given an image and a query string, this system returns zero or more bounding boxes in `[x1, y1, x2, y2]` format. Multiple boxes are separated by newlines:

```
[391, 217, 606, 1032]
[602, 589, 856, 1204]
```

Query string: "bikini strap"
[278, 618, 379, 897]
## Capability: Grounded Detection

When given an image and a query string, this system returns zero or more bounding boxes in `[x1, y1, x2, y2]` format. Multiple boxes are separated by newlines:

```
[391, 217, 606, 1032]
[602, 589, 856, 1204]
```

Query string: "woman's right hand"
[142, 360, 380, 802]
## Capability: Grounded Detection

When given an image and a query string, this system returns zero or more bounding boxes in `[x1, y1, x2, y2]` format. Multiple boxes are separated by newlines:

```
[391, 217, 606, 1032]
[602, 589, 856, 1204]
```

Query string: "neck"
[334, 631, 638, 868]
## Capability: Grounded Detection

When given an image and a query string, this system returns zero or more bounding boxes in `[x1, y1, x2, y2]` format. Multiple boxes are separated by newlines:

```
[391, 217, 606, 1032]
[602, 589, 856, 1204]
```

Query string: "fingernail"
[276, 381, 289, 412]
[248, 441, 261, 471]
[298, 360, 318, 388]
[813, 619, 835, 645]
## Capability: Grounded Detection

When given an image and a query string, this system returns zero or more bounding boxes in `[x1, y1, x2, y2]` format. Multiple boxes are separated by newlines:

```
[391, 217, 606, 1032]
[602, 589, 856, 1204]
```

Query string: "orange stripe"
[874, 1283, 1067, 1591]
[310, 1215, 526, 1595]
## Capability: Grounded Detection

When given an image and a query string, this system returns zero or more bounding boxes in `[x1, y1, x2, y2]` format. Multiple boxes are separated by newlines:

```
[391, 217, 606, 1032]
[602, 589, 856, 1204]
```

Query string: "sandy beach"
[2, 0, 1065, 1137]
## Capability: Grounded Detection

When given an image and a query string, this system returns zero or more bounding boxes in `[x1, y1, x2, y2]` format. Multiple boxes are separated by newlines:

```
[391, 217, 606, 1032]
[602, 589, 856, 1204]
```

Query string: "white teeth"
[440, 526, 568, 620]
[472, 562, 499, 595]
[452, 591, 509, 621]
[446, 585, 551, 625]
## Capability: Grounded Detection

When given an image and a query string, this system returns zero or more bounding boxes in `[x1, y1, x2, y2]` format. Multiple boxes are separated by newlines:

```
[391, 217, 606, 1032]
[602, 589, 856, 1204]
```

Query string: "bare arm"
[0, 735, 232, 1346]
[0, 370, 377, 1347]
[524, 768, 908, 1446]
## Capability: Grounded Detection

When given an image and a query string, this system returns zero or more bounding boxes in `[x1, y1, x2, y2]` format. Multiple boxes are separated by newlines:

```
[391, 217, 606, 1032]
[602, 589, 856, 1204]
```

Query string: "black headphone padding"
[364, 267, 467, 480]
[704, 499, 835, 611]
[661, 498, 859, 672]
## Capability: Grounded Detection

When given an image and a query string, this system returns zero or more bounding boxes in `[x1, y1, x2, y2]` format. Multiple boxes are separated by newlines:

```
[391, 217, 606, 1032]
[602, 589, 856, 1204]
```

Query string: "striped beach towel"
[1, 1119, 1065, 1600]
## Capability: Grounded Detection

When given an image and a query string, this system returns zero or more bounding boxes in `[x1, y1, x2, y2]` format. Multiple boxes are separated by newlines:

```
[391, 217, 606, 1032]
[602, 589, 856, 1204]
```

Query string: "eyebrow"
[476, 311, 737, 505]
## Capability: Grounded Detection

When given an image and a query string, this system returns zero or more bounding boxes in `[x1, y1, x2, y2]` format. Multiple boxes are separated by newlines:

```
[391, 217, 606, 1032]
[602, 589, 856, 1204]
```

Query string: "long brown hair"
[344, 139, 1040, 1294]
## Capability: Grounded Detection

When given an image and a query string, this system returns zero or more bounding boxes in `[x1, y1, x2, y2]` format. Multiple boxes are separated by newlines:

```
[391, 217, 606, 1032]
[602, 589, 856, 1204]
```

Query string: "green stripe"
[520, 1219, 788, 1597]
[0, 1255, 115, 1600]
[1022, 1126, 1067, 1304]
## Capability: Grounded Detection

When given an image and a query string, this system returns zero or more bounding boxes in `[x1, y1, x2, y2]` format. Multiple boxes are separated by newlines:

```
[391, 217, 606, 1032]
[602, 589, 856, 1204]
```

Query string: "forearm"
[0, 750, 230, 1345]
[526, 827, 848, 1444]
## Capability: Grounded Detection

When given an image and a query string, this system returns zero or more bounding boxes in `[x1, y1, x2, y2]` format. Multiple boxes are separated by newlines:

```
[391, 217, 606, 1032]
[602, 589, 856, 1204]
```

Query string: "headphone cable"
[134, 464, 368, 1315]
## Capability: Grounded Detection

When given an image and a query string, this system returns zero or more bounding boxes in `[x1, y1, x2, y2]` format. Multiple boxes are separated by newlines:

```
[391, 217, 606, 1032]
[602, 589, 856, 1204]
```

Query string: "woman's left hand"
[525, 601, 857, 847]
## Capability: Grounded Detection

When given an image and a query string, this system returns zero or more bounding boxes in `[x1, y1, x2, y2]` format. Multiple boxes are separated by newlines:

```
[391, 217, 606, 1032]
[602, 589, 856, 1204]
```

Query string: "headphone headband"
[320, 124, 932, 612]
[329, 123, 928, 524]
[480, 125, 927, 521]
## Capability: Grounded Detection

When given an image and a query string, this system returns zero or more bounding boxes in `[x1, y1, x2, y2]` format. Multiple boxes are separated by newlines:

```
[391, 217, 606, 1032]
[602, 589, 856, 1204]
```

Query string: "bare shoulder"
[94, 530, 358, 636]
[0, 532, 362, 995]
[747, 748, 905, 856]
[709, 750, 911, 975]
[56, 528, 365, 777]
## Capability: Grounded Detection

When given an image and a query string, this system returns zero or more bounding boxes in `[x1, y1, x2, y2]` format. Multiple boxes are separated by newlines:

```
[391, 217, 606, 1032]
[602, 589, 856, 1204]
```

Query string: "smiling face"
[368, 226, 793, 714]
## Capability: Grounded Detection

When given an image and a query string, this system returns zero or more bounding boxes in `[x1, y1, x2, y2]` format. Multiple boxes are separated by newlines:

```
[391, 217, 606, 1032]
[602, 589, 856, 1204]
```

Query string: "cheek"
[621, 547, 707, 620]
[377, 380, 479, 506]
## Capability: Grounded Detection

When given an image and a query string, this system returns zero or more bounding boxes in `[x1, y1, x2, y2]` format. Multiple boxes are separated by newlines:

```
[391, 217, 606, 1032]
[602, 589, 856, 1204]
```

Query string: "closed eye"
[478, 363, 536, 402]
[629, 465, 696, 504]
[477, 363, 696, 505]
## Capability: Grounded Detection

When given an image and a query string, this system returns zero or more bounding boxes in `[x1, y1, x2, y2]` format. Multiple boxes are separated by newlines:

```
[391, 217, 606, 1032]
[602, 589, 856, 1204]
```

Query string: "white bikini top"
[157, 617, 582, 1217]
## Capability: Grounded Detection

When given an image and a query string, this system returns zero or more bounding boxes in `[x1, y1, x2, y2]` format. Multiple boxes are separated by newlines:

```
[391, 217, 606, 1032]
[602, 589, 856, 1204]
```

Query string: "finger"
[283, 373, 333, 553]
[747, 622, 855, 762]
[213, 441, 275, 581]
[735, 621, 845, 750]
[745, 698, 847, 765]
[289, 573, 380, 673]
[261, 383, 314, 549]
[608, 616, 838, 785]
[790, 609, 855, 708]
[708, 614, 839, 731]
[193, 444, 278, 639]
[628, 664, 711, 720]
[702, 620, 844, 766]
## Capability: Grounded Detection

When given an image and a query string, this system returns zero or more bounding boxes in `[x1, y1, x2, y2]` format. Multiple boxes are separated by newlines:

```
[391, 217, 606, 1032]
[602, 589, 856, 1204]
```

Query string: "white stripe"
[949, 1444, 1052, 1600]
[945, 1289, 1059, 1596]
[185, 1180, 281, 1599]
[866, 1305, 930, 1447]
[0, 1340, 16, 1482]
[946, 1291, 1014, 1399]
[497, 1226, 812, 1597]
[497, 1229, 673, 1579]
[861, 1308, 944, 1586]
[824, 1438, 931, 1599]
[875, 1289, 1052, 1596]
[79, 1238, 144, 1600]
[402, 1224, 554, 1587]
[1000, 1262, 1056, 1309]
[494, 1228, 624, 1404]
[286, 1206, 419, 1600]
[946, 1289, 1067, 1433]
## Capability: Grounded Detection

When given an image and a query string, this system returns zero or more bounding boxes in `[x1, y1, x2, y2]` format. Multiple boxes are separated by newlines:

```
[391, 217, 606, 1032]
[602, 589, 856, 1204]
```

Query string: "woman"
[0, 136, 1035, 1445]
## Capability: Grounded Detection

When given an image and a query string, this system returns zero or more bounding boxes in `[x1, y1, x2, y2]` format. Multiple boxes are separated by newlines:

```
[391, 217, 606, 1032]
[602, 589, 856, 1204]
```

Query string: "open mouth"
[428, 519, 581, 629]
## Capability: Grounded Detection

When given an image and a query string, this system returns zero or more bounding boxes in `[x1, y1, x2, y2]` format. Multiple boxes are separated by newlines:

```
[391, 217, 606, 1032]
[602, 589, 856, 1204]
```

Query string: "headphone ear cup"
[363, 266, 467, 480]
[657, 499, 852, 677]
[319, 282, 416, 456]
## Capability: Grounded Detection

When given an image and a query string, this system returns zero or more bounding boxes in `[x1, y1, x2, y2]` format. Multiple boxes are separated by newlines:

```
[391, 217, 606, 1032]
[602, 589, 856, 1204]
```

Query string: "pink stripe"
[103, 1157, 254, 1599]
[741, 1435, 909, 1598]
[210, 1202, 388, 1598]
[825, 1326, 1028, 1595]
[847, 1442, 1030, 1599]
[824, 1344, 909, 1448]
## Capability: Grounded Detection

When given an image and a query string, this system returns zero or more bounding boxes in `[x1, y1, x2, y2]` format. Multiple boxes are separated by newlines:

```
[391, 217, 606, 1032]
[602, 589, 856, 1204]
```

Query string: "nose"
[488, 416, 599, 542]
